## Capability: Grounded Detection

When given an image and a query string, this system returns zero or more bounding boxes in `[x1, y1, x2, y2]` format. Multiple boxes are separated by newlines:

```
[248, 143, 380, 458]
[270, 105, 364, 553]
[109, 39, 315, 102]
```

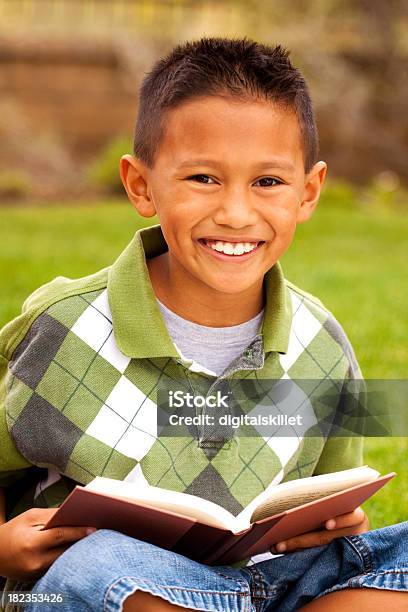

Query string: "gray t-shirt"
[157, 298, 264, 376]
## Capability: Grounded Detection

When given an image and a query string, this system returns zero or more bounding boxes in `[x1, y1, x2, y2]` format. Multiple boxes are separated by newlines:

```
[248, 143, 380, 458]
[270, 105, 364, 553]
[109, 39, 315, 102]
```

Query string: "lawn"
[0, 192, 407, 527]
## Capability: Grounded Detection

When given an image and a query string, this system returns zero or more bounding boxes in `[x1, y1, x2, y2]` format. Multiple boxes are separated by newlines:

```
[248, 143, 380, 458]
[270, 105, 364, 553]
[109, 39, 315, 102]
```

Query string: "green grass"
[0, 194, 407, 527]
[287, 198, 408, 527]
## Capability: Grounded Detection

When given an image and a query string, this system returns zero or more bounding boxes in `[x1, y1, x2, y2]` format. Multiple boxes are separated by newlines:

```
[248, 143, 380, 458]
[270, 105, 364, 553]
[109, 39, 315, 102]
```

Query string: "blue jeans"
[25, 522, 408, 611]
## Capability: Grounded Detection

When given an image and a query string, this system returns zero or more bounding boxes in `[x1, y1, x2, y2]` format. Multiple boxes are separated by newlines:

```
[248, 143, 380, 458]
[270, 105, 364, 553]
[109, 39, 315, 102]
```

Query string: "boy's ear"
[120, 154, 157, 218]
[297, 161, 327, 224]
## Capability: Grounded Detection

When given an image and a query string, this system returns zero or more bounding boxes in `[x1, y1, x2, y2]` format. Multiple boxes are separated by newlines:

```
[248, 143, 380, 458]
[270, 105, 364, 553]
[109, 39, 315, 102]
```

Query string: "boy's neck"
[147, 252, 265, 328]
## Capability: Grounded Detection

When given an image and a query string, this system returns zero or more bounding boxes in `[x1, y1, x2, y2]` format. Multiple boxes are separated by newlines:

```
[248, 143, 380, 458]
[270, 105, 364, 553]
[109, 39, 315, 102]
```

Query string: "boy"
[0, 38, 407, 611]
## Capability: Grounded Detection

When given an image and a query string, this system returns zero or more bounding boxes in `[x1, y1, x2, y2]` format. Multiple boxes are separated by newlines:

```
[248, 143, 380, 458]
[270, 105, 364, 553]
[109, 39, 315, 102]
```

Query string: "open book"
[44, 466, 394, 564]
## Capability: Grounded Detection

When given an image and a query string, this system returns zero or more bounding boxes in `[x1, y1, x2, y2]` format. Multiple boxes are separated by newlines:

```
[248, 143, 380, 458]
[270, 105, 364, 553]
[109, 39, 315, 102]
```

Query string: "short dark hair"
[134, 37, 319, 172]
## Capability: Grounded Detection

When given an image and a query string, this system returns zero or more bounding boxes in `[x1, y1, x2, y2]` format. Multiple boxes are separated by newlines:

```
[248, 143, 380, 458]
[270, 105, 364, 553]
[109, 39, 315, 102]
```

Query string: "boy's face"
[122, 96, 326, 297]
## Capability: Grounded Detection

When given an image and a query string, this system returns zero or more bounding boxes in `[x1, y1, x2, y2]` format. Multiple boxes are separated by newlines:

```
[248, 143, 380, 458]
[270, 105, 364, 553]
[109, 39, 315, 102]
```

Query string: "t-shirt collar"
[108, 224, 291, 358]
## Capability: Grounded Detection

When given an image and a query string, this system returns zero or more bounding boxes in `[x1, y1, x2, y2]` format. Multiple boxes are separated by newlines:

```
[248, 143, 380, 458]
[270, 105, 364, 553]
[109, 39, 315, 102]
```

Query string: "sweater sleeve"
[313, 435, 364, 475]
[313, 315, 365, 476]
[0, 276, 79, 487]
[312, 366, 365, 474]
[0, 354, 33, 487]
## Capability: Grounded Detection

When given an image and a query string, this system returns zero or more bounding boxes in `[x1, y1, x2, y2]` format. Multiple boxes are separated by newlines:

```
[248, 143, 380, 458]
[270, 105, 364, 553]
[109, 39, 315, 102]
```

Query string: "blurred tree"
[0, 0, 406, 198]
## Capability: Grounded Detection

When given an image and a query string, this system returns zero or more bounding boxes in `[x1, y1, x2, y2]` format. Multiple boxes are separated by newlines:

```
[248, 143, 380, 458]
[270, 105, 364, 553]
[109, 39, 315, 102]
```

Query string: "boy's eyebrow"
[254, 160, 295, 172]
[177, 158, 295, 172]
[176, 159, 223, 169]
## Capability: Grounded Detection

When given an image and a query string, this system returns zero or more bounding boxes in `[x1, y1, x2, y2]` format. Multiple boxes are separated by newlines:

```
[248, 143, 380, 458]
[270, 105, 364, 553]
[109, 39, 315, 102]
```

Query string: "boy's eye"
[187, 174, 216, 184]
[186, 175, 282, 187]
[254, 177, 282, 187]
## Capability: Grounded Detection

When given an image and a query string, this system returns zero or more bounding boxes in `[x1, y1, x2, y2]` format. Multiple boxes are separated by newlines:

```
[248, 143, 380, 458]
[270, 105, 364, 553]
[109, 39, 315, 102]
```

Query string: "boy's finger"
[27, 543, 73, 579]
[26, 507, 60, 524]
[272, 529, 332, 553]
[36, 525, 97, 548]
[325, 507, 366, 531]
[272, 520, 368, 553]
[42, 543, 73, 568]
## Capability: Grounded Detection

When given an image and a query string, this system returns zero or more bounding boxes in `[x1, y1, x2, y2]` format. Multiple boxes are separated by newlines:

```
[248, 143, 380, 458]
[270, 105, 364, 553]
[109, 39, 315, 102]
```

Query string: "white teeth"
[223, 243, 234, 255]
[205, 240, 258, 255]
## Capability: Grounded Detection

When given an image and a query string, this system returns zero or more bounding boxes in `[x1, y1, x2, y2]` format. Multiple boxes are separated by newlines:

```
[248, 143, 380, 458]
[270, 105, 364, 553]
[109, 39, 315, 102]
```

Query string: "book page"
[249, 466, 379, 523]
[85, 477, 243, 532]
[230, 465, 378, 525]
[251, 487, 343, 522]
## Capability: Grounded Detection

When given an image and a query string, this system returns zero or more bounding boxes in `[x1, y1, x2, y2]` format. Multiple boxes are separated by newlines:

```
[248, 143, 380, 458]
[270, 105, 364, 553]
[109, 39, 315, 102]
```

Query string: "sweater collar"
[108, 224, 291, 358]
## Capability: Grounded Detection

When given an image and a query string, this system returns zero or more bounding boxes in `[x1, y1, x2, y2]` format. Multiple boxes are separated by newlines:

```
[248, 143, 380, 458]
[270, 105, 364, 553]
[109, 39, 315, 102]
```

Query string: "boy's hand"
[270, 507, 369, 554]
[0, 508, 97, 581]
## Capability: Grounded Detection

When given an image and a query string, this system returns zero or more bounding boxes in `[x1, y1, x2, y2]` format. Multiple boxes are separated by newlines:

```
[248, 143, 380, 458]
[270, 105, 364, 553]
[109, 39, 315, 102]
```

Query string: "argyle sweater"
[0, 224, 364, 607]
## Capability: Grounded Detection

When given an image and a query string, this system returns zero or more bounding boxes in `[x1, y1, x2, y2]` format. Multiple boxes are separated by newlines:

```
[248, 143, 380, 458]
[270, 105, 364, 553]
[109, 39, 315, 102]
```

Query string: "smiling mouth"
[198, 238, 265, 257]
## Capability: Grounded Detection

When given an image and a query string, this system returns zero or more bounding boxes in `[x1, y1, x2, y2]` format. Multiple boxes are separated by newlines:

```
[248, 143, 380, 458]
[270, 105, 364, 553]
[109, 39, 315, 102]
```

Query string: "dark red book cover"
[44, 473, 395, 565]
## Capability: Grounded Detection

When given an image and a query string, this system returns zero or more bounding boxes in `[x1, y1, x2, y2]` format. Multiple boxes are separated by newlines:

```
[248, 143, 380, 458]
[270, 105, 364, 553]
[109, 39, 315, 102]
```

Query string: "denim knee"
[26, 530, 142, 611]
[346, 521, 408, 570]
[26, 529, 251, 612]
[90, 530, 251, 612]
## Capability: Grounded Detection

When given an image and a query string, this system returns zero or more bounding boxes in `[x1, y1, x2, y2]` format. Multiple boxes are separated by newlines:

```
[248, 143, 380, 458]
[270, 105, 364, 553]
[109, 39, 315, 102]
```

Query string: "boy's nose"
[212, 190, 258, 229]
